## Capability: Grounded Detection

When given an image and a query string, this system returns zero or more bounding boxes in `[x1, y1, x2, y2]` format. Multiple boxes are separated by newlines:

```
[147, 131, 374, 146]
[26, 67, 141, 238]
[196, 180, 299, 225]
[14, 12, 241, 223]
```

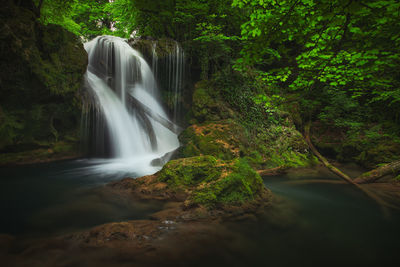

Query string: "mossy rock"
[178, 120, 315, 169]
[129, 37, 178, 59]
[157, 156, 265, 208]
[240, 124, 316, 169]
[179, 121, 246, 160]
[158, 156, 222, 187]
[190, 158, 264, 207]
[355, 141, 400, 168]
[191, 81, 235, 123]
[0, 2, 87, 158]
[263, 151, 318, 169]
[0, 140, 80, 166]
[311, 122, 400, 168]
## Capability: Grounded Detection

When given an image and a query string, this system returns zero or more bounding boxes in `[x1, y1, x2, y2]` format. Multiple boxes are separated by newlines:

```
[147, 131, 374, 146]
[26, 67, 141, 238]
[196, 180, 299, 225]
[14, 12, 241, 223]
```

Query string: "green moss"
[157, 157, 266, 208]
[158, 156, 222, 187]
[243, 151, 265, 169]
[179, 119, 316, 169]
[0, 149, 52, 165]
[191, 81, 234, 123]
[192, 85, 213, 121]
[0, 140, 79, 165]
[0, 2, 86, 160]
[355, 142, 400, 167]
[265, 151, 318, 168]
[53, 141, 76, 154]
[266, 149, 316, 168]
[191, 158, 264, 207]
[179, 121, 245, 160]
[312, 122, 400, 168]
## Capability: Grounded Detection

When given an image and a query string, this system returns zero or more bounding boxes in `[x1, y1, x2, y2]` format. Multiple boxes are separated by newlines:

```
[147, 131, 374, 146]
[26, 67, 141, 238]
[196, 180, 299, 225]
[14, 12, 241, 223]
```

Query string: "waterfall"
[82, 36, 180, 176]
[151, 41, 185, 124]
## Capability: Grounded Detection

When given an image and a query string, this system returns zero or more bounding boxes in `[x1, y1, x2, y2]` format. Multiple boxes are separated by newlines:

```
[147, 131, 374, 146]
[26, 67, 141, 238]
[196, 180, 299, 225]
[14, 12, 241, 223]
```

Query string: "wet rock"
[150, 148, 179, 166]
[109, 156, 271, 213]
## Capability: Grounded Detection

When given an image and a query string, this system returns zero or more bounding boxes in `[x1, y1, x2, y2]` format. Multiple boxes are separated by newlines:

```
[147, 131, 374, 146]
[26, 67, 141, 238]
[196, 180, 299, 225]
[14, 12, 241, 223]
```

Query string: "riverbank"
[0, 141, 82, 166]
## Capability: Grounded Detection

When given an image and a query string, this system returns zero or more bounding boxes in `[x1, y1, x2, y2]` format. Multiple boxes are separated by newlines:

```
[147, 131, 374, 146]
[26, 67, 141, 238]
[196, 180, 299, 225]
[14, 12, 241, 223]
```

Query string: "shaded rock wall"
[0, 1, 87, 162]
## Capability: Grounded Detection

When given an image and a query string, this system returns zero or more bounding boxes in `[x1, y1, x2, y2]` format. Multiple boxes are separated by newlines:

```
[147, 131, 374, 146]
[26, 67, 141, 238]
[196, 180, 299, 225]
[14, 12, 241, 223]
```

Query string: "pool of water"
[227, 176, 400, 266]
[0, 162, 399, 266]
[0, 159, 163, 237]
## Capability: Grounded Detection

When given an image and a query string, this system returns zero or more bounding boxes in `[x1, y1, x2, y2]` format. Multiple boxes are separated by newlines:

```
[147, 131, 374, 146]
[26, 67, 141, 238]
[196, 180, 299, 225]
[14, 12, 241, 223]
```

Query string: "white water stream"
[82, 36, 180, 176]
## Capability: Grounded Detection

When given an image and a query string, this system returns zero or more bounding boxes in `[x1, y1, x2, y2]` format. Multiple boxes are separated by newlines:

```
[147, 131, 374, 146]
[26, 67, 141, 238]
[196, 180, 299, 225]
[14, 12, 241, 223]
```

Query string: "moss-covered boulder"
[158, 155, 222, 186]
[179, 120, 245, 160]
[189, 158, 265, 208]
[0, 1, 87, 162]
[160, 156, 266, 208]
[110, 156, 269, 211]
[244, 124, 318, 169]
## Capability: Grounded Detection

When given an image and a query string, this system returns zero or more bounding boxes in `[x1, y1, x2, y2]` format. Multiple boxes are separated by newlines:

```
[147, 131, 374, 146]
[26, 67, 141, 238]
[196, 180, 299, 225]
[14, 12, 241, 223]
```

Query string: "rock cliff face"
[178, 79, 318, 171]
[0, 1, 87, 164]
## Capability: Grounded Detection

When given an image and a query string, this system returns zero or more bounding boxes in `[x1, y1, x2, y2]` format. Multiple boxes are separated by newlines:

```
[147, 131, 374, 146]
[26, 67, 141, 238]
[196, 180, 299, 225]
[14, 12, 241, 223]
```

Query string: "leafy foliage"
[9, 0, 400, 166]
[233, 0, 400, 125]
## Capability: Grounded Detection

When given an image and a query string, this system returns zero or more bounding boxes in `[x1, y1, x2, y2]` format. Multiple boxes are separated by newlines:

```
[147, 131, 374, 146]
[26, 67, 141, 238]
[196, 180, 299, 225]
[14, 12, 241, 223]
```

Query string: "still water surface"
[0, 159, 162, 237]
[0, 161, 399, 266]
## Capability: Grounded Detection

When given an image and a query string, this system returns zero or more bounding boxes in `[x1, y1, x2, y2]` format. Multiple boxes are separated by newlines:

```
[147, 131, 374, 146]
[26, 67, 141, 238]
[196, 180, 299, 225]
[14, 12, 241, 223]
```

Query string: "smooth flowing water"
[150, 40, 185, 124]
[82, 36, 179, 175]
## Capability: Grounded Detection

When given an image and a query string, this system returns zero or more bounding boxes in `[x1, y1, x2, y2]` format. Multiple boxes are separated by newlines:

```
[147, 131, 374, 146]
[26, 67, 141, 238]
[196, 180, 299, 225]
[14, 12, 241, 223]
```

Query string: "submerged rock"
[150, 148, 179, 166]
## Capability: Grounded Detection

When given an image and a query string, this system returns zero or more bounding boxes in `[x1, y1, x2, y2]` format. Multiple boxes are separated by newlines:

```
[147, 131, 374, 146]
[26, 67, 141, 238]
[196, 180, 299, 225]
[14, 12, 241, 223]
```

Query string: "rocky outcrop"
[0, 1, 87, 163]
[109, 156, 271, 210]
[49, 156, 272, 263]
[178, 79, 318, 171]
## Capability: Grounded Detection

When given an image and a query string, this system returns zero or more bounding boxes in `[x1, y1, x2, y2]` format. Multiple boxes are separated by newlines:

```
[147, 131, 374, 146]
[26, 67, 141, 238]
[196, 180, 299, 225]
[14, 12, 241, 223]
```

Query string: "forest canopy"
[21, 0, 400, 150]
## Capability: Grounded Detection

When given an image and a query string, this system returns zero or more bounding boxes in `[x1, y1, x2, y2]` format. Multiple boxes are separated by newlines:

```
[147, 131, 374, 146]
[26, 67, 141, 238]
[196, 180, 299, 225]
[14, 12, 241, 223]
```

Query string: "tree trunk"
[303, 122, 392, 213]
[304, 123, 355, 185]
[126, 94, 181, 134]
[354, 160, 400, 184]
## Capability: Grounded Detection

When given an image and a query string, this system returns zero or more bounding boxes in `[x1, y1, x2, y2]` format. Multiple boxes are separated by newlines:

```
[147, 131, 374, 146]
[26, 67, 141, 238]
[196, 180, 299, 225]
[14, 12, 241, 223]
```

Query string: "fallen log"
[135, 108, 158, 150]
[303, 122, 394, 215]
[127, 94, 181, 134]
[304, 123, 355, 185]
[354, 160, 400, 184]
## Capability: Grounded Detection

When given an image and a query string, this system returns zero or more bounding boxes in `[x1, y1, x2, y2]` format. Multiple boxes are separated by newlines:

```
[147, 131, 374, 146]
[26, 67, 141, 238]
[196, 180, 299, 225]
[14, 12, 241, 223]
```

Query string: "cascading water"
[151, 41, 185, 124]
[81, 36, 180, 176]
